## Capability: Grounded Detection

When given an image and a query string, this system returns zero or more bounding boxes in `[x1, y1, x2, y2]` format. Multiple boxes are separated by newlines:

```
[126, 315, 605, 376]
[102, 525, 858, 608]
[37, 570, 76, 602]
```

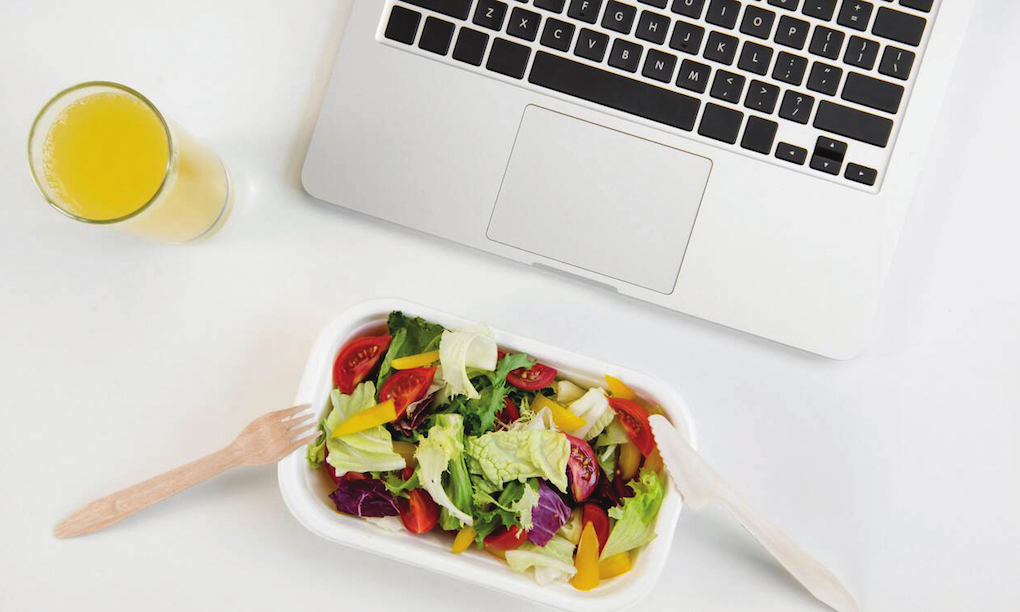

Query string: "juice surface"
[44, 91, 169, 221]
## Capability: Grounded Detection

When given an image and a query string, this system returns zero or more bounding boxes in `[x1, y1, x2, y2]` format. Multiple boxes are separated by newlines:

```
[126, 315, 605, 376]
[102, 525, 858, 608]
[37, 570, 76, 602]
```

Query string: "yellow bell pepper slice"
[643, 447, 664, 473]
[532, 395, 587, 431]
[618, 442, 641, 482]
[391, 350, 441, 370]
[330, 400, 397, 438]
[599, 552, 633, 579]
[604, 374, 637, 400]
[392, 440, 417, 467]
[484, 545, 507, 561]
[452, 526, 476, 554]
[570, 522, 601, 591]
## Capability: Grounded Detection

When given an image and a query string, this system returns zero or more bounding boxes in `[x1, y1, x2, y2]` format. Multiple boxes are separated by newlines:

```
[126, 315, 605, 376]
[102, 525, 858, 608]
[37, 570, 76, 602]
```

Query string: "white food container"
[278, 299, 697, 612]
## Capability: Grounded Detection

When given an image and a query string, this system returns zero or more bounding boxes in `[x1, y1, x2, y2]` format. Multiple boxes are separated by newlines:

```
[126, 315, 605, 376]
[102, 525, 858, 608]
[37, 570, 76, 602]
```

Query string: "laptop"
[302, 0, 975, 359]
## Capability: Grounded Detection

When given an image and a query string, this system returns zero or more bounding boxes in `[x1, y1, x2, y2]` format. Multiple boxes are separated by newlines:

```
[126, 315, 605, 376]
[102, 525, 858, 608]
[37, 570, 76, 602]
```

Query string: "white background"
[1, 1, 1017, 611]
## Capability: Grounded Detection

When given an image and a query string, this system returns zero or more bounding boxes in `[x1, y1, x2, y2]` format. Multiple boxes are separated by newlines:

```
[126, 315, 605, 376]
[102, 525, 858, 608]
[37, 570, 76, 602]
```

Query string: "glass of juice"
[28, 82, 232, 242]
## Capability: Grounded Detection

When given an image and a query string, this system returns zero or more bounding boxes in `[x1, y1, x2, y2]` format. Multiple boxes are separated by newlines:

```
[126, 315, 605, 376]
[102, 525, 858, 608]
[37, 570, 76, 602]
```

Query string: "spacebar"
[528, 52, 700, 132]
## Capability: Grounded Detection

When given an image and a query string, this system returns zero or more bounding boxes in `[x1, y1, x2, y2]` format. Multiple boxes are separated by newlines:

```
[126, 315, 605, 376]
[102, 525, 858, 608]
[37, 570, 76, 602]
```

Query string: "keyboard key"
[809, 26, 844, 59]
[677, 59, 712, 92]
[845, 163, 878, 185]
[807, 62, 842, 96]
[779, 90, 815, 124]
[541, 19, 576, 51]
[385, 6, 421, 45]
[810, 153, 841, 174]
[487, 38, 532, 78]
[698, 103, 744, 143]
[567, 0, 603, 23]
[635, 11, 671, 44]
[529, 51, 702, 130]
[706, 0, 741, 29]
[773, 51, 808, 85]
[741, 116, 779, 153]
[775, 16, 810, 50]
[508, 7, 542, 41]
[404, 0, 472, 20]
[419, 16, 456, 55]
[474, 0, 508, 30]
[704, 31, 739, 65]
[670, 21, 706, 54]
[575, 28, 610, 61]
[609, 39, 644, 72]
[738, 41, 774, 75]
[769, 0, 799, 10]
[740, 6, 776, 39]
[842, 72, 905, 114]
[814, 135, 847, 161]
[802, 0, 837, 21]
[844, 36, 880, 70]
[643, 49, 678, 82]
[640, 0, 669, 8]
[710, 69, 746, 102]
[873, 7, 926, 46]
[535, 0, 567, 12]
[603, 1, 638, 33]
[837, 1, 873, 31]
[452, 28, 490, 65]
[900, 0, 933, 12]
[672, 0, 706, 19]
[745, 80, 781, 113]
[776, 142, 808, 164]
[878, 46, 916, 80]
[814, 100, 893, 146]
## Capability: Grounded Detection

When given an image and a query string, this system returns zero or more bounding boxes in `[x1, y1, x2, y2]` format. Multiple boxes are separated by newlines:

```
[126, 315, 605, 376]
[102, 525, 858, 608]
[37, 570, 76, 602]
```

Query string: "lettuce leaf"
[471, 480, 535, 543]
[319, 382, 406, 477]
[416, 413, 474, 527]
[465, 430, 570, 493]
[527, 481, 571, 546]
[439, 324, 498, 400]
[600, 468, 666, 560]
[566, 387, 613, 440]
[449, 352, 535, 437]
[505, 536, 578, 585]
[378, 312, 445, 388]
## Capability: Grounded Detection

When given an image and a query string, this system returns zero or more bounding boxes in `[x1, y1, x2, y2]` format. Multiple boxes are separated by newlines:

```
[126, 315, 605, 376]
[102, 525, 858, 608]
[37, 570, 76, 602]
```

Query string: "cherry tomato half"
[333, 334, 391, 394]
[566, 434, 599, 502]
[396, 467, 439, 534]
[608, 398, 655, 456]
[497, 397, 520, 424]
[506, 362, 558, 391]
[484, 525, 527, 551]
[379, 367, 437, 419]
[582, 504, 610, 554]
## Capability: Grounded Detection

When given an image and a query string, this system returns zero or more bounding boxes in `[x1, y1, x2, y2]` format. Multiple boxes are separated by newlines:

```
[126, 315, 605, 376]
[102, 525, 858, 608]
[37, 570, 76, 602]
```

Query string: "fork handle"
[54, 444, 241, 539]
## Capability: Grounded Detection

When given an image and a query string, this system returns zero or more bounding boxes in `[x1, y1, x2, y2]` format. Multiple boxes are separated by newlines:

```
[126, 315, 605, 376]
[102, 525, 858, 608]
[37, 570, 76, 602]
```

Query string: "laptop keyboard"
[378, 0, 940, 191]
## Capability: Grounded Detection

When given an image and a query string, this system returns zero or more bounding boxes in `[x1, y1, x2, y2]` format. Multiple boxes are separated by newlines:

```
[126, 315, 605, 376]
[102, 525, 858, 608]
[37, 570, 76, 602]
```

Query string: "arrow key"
[810, 153, 841, 175]
[845, 163, 878, 186]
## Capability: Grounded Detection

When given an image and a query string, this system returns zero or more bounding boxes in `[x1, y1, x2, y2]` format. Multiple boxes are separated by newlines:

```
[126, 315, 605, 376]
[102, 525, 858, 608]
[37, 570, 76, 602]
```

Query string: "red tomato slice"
[582, 504, 611, 554]
[497, 397, 520, 424]
[506, 362, 558, 390]
[333, 335, 391, 394]
[609, 398, 655, 456]
[379, 367, 437, 418]
[484, 525, 527, 551]
[397, 468, 439, 534]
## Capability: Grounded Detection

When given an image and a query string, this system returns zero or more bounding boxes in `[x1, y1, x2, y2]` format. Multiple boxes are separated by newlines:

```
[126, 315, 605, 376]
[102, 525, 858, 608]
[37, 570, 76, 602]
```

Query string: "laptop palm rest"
[486, 106, 712, 294]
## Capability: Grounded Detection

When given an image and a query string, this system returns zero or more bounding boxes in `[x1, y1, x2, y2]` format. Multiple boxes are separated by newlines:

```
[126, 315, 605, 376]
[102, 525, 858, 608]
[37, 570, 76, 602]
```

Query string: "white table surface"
[2, 2, 1018, 611]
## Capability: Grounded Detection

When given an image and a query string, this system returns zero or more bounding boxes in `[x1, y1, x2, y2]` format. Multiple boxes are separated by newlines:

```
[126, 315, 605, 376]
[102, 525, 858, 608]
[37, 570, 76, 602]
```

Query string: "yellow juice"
[37, 86, 230, 242]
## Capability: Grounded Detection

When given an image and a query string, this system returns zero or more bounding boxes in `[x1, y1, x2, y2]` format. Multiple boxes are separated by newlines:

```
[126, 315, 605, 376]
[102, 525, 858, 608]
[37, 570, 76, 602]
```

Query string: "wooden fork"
[54, 404, 316, 539]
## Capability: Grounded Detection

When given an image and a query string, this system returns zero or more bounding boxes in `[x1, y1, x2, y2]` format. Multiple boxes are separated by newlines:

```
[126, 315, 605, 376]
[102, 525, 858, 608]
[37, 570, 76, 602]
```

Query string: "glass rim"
[27, 81, 175, 226]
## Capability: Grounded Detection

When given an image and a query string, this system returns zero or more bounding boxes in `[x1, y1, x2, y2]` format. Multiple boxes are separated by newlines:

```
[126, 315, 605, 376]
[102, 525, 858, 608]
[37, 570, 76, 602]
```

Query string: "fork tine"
[287, 416, 318, 432]
[285, 434, 319, 455]
[272, 404, 312, 421]
[290, 424, 319, 440]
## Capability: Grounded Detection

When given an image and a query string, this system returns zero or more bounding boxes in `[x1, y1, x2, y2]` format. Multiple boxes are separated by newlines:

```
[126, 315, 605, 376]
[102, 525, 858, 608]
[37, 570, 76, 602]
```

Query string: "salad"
[306, 311, 667, 591]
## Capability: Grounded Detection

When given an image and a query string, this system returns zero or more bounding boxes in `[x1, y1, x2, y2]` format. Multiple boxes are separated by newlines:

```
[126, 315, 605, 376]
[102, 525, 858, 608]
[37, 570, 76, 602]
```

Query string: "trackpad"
[487, 106, 712, 294]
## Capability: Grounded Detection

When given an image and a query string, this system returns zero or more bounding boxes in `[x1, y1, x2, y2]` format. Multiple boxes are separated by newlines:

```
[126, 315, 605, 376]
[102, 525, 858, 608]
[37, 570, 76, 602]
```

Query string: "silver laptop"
[302, 0, 975, 358]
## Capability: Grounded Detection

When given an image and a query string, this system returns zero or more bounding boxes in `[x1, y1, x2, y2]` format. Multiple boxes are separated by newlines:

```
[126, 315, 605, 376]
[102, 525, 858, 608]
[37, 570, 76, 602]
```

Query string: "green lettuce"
[439, 324, 498, 400]
[416, 413, 474, 527]
[566, 387, 613, 440]
[465, 430, 570, 492]
[600, 468, 666, 560]
[505, 536, 578, 585]
[449, 352, 535, 437]
[307, 382, 406, 476]
[378, 312, 445, 388]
